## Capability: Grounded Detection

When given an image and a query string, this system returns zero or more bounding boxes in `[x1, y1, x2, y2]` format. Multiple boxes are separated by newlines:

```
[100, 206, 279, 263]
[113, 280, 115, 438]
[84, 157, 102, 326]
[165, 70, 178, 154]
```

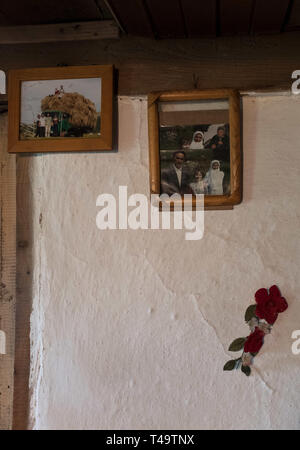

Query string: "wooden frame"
[148, 89, 242, 209]
[8, 65, 113, 153]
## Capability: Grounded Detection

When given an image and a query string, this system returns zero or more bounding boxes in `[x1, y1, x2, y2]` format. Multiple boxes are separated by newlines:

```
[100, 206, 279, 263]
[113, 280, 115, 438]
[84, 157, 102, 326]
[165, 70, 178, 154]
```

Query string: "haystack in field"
[41, 92, 97, 130]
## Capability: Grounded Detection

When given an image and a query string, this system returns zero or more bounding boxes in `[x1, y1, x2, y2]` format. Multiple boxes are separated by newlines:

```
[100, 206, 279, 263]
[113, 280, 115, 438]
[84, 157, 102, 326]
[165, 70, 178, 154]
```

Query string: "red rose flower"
[255, 285, 288, 324]
[244, 327, 265, 353]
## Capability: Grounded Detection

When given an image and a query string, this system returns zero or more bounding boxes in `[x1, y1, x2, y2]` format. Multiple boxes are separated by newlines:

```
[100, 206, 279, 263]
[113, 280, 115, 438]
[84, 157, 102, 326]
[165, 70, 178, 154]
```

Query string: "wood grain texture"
[145, 0, 186, 38]
[181, 0, 216, 37]
[220, 0, 254, 35]
[12, 155, 32, 430]
[107, 0, 154, 36]
[0, 0, 102, 26]
[0, 21, 119, 44]
[8, 65, 114, 153]
[0, 95, 8, 113]
[1, 33, 299, 95]
[251, 0, 290, 33]
[0, 113, 16, 430]
[148, 89, 242, 209]
[286, 0, 300, 30]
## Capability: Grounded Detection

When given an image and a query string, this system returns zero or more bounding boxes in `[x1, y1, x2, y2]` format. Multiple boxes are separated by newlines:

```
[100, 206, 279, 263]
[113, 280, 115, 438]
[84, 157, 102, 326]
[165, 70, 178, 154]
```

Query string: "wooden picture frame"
[8, 65, 113, 153]
[148, 89, 242, 209]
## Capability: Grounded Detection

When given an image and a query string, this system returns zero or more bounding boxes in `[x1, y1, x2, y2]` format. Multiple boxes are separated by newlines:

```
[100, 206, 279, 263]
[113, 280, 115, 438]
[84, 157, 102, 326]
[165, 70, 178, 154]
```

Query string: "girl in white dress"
[204, 160, 224, 195]
[189, 168, 208, 194]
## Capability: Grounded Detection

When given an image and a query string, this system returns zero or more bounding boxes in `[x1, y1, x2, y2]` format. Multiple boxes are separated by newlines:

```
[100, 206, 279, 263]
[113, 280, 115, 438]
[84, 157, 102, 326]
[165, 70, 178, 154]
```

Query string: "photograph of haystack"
[20, 78, 101, 140]
[8, 65, 113, 153]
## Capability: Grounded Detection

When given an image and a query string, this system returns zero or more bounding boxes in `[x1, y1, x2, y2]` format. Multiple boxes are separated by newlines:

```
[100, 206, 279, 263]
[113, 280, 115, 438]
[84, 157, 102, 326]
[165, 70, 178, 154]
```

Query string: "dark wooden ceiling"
[107, 0, 300, 38]
[0, 0, 300, 38]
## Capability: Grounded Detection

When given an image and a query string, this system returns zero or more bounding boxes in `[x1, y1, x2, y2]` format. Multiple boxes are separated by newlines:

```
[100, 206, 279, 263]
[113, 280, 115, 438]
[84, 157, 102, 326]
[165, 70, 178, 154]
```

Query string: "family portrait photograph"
[159, 123, 230, 197]
[20, 77, 101, 140]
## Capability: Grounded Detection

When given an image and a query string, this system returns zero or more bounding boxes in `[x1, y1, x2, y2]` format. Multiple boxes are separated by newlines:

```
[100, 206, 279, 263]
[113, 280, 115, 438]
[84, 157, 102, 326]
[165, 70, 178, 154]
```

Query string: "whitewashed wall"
[29, 95, 300, 429]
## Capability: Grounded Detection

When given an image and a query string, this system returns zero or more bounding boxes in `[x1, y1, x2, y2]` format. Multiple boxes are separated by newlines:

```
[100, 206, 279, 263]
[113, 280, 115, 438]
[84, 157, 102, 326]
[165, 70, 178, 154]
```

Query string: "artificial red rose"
[255, 285, 288, 324]
[244, 327, 265, 353]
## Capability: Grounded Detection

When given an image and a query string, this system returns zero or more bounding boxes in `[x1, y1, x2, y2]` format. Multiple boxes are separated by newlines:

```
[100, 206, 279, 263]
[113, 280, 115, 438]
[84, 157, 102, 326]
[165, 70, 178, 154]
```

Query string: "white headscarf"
[189, 131, 204, 149]
[204, 160, 224, 195]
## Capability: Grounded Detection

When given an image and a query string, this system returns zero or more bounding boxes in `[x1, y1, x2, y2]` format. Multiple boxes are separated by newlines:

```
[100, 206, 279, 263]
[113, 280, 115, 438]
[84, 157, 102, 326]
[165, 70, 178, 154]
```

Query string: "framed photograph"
[8, 65, 113, 153]
[148, 89, 242, 209]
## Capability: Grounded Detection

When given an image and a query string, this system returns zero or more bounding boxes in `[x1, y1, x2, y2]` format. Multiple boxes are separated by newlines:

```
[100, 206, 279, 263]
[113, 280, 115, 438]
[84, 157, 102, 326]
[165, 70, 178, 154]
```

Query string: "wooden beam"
[251, 0, 290, 33]
[0, 20, 119, 45]
[0, 0, 103, 26]
[145, 0, 186, 38]
[181, 0, 216, 37]
[220, 0, 254, 35]
[0, 94, 8, 113]
[1, 33, 299, 95]
[12, 155, 33, 430]
[0, 113, 16, 430]
[105, 0, 153, 36]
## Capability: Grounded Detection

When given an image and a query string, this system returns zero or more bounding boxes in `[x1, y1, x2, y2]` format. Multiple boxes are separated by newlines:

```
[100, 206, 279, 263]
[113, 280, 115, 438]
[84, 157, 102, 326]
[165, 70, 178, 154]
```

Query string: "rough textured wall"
[29, 95, 300, 430]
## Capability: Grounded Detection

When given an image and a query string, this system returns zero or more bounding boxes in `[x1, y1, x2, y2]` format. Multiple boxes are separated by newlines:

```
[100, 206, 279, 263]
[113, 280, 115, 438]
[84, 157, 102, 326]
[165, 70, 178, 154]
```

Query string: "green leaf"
[245, 304, 257, 322]
[223, 360, 236, 371]
[228, 337, 246, 352]
[241, 365, 251, 376]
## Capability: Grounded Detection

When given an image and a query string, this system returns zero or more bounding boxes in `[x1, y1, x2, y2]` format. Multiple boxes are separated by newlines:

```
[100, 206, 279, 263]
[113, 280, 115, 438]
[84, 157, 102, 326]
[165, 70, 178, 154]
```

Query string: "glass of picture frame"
[148, 89, 242, 209]
[8, 64, 113, 153]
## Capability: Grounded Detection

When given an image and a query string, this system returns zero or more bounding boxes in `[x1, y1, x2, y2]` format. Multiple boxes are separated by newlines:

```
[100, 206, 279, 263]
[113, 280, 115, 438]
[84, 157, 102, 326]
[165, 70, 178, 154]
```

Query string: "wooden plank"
[0, 112, 16, 430]
[145, 0, 186, 38]
[286, 0, 300, 30]
[181, 0, 216, 37]
[0, 33, 299, 95]
[0, 20, 119, 44]
[0, 0, 102, 26]
[94, 0, 115, 20]
[0, 95, 8, 113]
[107, 0, 154, 36]
[251, 0, 290, 33]
[12, 155, 32, 430]
[220, 0, 254, 35]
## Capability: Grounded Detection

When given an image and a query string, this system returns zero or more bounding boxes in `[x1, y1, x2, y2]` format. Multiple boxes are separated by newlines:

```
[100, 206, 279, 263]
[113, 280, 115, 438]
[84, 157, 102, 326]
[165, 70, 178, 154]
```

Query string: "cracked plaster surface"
[28, 96, 300, 429]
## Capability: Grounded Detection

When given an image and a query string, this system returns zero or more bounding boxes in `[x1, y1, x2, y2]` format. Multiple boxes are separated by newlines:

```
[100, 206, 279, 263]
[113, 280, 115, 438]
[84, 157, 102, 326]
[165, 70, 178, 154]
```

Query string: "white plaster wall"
[29, 95, 300, 430]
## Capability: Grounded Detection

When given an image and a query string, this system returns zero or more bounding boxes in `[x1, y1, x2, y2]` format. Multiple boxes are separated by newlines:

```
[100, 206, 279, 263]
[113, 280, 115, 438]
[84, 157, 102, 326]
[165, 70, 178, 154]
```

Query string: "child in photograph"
[189, 131, 204, 149]
[204, 160, 224, 195]
[189, 167, 208, 194]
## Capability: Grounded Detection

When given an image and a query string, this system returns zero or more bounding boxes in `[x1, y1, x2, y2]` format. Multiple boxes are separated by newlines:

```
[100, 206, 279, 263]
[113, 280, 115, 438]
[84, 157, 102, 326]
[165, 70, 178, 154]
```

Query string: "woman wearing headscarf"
[204, 160, 224, 195]
[189, 131, 204, 150]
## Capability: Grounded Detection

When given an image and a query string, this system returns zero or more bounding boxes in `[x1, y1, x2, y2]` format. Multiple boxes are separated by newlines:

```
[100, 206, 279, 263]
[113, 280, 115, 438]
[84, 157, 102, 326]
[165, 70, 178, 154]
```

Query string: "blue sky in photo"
[21, 77, 101, 124]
